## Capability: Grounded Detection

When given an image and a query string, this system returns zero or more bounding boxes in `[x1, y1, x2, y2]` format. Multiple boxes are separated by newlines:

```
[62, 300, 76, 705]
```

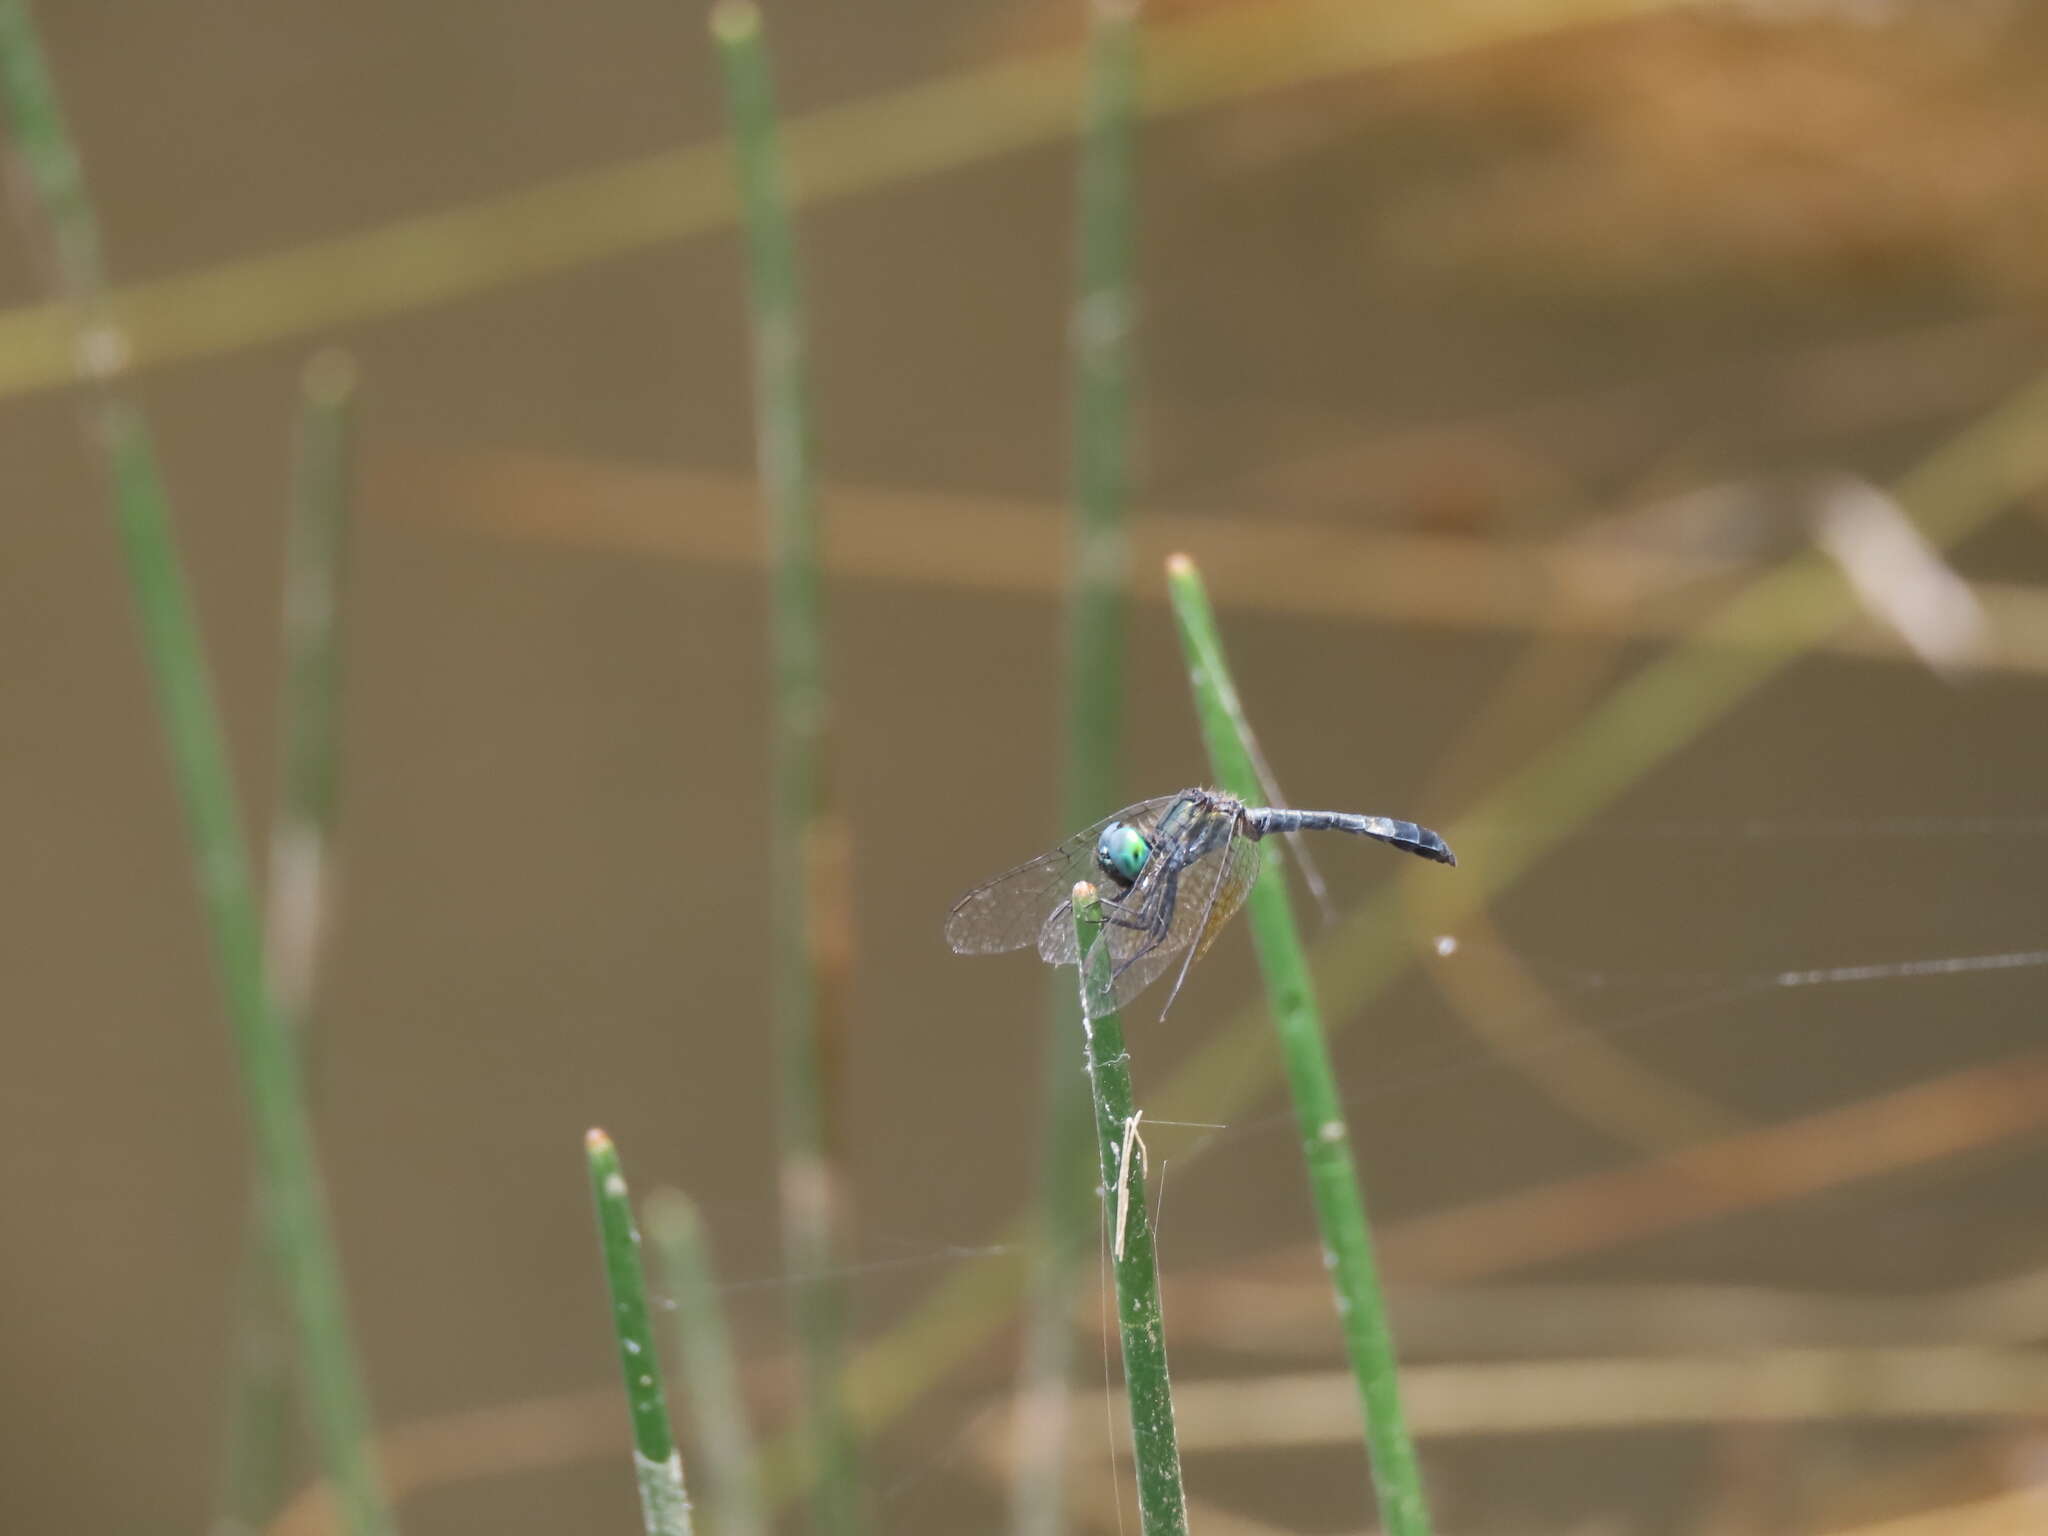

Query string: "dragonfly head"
[1094, 822, 1150, 888]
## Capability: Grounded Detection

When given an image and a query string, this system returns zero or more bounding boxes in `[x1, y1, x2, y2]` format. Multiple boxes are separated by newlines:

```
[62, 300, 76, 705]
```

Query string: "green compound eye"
[1094, 823, 1150, 885]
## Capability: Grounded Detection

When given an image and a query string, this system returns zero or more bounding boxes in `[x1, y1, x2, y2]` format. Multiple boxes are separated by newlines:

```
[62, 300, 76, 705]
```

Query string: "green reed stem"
[212, 1245, 295, 1536]
[1064, 0, 1138, 797]
[709, 6, 859, 1532]
[105, 379, 392, 1536]
[646, 1188, 768, 1536]
[0, 10, 100, 292]
[271, 351, 359, 912]
[212, 351, 362, 1536]
[587, 1132, 695, 1536]
[1164, 554, 1433, 1536]
[1014, 4, 1140, 1532]
[1072, 884, 1188, 1536]
[0, 10, 394, 1535]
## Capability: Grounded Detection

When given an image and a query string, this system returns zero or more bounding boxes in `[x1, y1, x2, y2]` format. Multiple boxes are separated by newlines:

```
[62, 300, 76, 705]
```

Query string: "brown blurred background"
[4, 2, 2047, 1532]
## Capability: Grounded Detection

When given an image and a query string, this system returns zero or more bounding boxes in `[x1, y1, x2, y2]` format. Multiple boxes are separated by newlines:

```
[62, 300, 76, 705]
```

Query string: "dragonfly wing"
[1081, 933, 1184, 1020]
[945, 796, 1179, 956]
[1035, 896, 1081, 964]
[1236, 715, 1333, 924]
[1187, 830, 1261, 964]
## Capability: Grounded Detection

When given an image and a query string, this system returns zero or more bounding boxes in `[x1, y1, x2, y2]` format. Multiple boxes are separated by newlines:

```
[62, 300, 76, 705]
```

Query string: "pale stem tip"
[303, 349, 358, 401]
[709, 0, 760, 42]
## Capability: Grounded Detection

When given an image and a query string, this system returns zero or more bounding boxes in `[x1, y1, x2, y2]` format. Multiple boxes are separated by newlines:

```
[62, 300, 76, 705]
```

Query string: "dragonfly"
[945, 787, 1455, 1020]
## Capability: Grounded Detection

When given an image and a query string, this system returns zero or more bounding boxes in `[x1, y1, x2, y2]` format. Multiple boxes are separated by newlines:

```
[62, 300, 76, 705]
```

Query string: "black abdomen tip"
[1414, 826, 1457, 866]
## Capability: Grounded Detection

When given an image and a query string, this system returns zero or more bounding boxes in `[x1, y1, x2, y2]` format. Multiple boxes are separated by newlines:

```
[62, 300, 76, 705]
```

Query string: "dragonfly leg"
[1097, 890, 1148, 927]
[1158, 834, 1235, 1019]
[1110, 863, 1182, 985]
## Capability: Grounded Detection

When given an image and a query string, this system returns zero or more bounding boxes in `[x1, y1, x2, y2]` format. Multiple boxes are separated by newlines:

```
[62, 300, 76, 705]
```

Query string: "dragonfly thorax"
[1094, 822, 1151, 887]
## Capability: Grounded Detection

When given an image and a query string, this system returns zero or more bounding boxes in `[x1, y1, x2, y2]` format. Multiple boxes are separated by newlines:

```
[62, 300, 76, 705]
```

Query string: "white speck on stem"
[1317, 1120, 1346, 1144]
[265, 823, 327, 1010]
[604, 1171, 628, 1199]
[756, 310, 801, 376]
[1072, 289, 1128, 354]
[1076, 530, 1129, 588]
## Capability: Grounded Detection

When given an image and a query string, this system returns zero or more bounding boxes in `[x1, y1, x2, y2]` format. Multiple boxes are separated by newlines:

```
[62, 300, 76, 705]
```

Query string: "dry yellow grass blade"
[1824, 1487, 2048, 1536]
[415, 447, 2048, 674]
[1097, 1347, 2048, 1445]
[1168, 1268, 2048, 1358]
[0, 0, 1680, 401]
[266, 1389, 622, 1536]
[1379, 1051, 2048, 1283]
[972, 1357, 2047, 1533]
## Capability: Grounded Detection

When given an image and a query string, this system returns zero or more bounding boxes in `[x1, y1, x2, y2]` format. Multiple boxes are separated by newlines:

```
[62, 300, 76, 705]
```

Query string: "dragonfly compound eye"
[1094, 823, 1150, 885]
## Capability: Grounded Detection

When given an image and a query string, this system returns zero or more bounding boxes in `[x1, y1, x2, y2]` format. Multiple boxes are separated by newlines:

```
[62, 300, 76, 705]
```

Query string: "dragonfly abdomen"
[1246, 806, 1457, 866]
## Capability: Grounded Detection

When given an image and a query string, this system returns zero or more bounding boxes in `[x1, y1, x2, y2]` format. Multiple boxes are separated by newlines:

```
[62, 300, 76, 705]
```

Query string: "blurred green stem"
[0, 8, 393, 1535]
[709, 5, 860, 1532]
[269, 350, 360, 958]
[1073, 885, 1188, 1536]
[1165, 554, 1432, 1535]
[213, 351, 362, 1536]
[104, 396, 393, 1536]
[212, 1253, 295, 1536]
[1014, 3, 1139, 1532]
[586, 1133, 694, 1536]
[646, 1189, 768, 1536]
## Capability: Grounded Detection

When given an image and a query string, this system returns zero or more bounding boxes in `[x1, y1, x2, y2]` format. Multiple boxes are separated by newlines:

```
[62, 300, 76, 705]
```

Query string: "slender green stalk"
[0, 6, 100, 293]
[269, 349, 360, 975]
[1163, 554, 1432, 1535]
[211, 1263, 295, 1536]
[709, 6, 860, 1532]
[1064, 0, 1138, 775]
[587, 1133, 695, 1536]
[0, 10, 394, 1535]
[213, 351, 362, 1536]
[1072, 885, 1187, 1536]
[1014, 4, 1140, 1532]
[105, 378, 392, 1536]
[646, 1188, 768, 1536]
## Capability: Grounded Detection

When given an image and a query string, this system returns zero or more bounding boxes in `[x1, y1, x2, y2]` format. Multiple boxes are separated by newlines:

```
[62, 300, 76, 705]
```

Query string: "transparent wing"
[944, 795, 1180, 956]
[1075, 826, 1263, 1020]
[1238, 727, 1333, 924]
[1182, 829, 1262, 966]
[1182, 629, 1334, 924]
